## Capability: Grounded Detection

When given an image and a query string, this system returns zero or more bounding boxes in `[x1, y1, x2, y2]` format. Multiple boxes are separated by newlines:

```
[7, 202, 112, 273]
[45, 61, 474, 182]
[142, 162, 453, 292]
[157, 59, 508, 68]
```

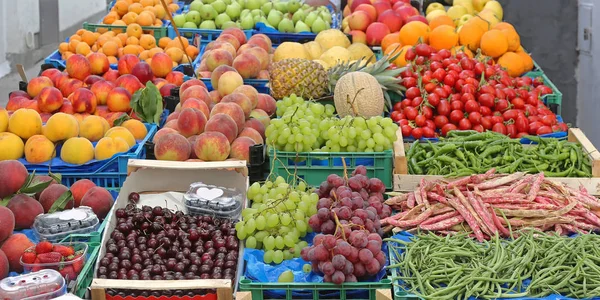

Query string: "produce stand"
[91, 279, 233, 300]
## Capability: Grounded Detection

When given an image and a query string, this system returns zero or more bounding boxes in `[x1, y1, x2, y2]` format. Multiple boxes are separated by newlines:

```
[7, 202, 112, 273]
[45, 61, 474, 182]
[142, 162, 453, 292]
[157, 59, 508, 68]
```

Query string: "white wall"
[4, 0, 40, 55]
[0, 0, 8, 77]
[58, 0, 106, 31]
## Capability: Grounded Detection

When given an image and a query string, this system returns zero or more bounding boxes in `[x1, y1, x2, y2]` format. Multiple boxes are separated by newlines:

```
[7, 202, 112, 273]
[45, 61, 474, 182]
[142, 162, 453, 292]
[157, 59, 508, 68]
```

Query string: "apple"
[406, 15, 428, 25]
[186, 11, 202, 25]
[426, 3, 445, 15]
[350, 0, 371, 12]
[372, 0, 392, 16]
[173, 14, 187, 27]
[395, 5, 418, 23]
[378, 10, 402, 32]
[190, 0, 203, 12]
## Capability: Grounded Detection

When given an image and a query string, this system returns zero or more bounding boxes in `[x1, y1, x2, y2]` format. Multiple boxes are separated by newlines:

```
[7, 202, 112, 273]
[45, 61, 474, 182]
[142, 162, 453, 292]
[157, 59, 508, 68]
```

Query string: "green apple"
[251, 9, 262, 17]
[292, 9, 305, 24]
[311, 17, 329, 33]
[426, 3, 445, 15]
[211, 0, 227, 14]
[190, 0, 203, 12]
[221, 21, 238, 29]
[173, 14, 187, 27]
[245, 0, 261, 10]
[457, 14, 473, 26]
[267, 10, 283, 27]
[287, 0, 301, 14]
[200, 20, 217, 29]
[277, 17, 294, 32]
[226, 2, 242, 19]
[215, 13, 232, 27]
[294, 20, 310, 33]
[199, 4, 218, 20]
[186, 11, 202, 25]
[261, 2, 273, 15]
[273, 1, 287, 13]
[240, 15, 255, 29]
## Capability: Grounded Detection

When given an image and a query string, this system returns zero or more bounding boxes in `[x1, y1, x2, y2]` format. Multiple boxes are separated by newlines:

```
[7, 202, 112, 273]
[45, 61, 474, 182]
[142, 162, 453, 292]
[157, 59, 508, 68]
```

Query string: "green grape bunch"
[237, 176, 319, 264]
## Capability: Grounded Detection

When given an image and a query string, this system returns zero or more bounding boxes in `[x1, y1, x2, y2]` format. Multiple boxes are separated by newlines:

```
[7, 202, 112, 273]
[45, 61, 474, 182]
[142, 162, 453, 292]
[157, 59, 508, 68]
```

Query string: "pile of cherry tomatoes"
[390, 44, 567, 139]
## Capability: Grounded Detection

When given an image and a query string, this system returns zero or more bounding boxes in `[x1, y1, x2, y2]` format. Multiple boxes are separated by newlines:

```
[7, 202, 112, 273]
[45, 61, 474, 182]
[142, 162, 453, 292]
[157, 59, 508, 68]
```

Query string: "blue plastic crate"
[22, 124, 157, 190]
[167, 25, 254, 44]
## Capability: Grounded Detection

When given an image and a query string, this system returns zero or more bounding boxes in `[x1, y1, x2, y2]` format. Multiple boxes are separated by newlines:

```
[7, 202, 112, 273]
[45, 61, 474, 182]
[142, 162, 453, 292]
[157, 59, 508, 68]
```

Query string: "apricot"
[60, 137, 94, 165]
[79, 115, 110, 142]
[121, 119, 148, 140]
[42, 113, 79, 142]
[95, 137, 130, 160]
[105, 126, 136, 147]
[0, 109, 7, 132]
[24, 135, 55, 163]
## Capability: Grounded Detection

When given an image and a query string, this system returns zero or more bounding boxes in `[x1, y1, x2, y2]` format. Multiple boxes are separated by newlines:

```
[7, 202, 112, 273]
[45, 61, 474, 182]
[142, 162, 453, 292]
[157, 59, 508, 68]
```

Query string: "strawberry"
[21, 251, 37, 264]
[37, 252, 63, 264]
[58, 265, 77, 281]
[31, 258, 42, 272]
[35, 241, 53, 254]
[53, 244, 75, 257]
[71, 254, 84, 273]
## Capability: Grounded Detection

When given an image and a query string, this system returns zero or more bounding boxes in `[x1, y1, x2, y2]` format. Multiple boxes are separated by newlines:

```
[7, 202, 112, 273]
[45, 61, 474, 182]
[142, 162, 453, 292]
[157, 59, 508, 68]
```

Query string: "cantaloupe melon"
[333, 72, 384, 118]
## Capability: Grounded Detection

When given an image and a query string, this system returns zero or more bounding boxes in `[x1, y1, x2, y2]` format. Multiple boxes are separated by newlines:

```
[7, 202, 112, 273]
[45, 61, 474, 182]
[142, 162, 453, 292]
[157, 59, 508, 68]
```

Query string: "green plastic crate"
[238, 276, 393, 300]
[525, 72, 562, 115]
[269, 148, 394, 189]
[58, 233, 102, 298]
[386, 241, 421, 300]
[82, 22, 167, 40]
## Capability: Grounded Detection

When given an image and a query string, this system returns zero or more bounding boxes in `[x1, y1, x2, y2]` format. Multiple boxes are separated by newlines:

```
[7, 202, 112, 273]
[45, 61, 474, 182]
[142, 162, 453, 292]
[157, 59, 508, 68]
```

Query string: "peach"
[206, 49, 234, 72]
[233, 85, 258, 109]
[60, 137, 95, 165]
[197, 59, 209, 72]
[210, 65, 236, 90]
[58, 99, 74, 113]
[256, 93, 276, 116]
[248, 35, 272, 53]
[8, 108, 42, 140]
[131, 61, 153, 84]
[40, 68, 62, 82]
[355, 4, 377, 22]
[59, 78, 84, 97]
[378, 10, 402, 32]
[181, 98, 210, 118]
[71, 88, 98, 114]
[373, 0, 392, 16]
[153, 78, 168, 89]
[94, 105, 110, 117]
[193, 131, 230, 161]
[232, 52, 261, 79]
[0, 133, 25, 161]
[94, 136, 130, 160]
[0, 250, 7, 280]
[24, 100, 41, 113]
[187, 135, 199, 159]
[154, 132, 191, 161]
[209, 90, 221, 104]
[351, 0, 371, 11]
[0, 206, 14, 243]
[366, 22, 390, 46]
[1, 234, 34, 273]
[0, 109, 6, 132]
[32, 175, 57, 200]
[27, 76, 54, 98]
[217, 71, 243, 97]
[177, 108, 207, 137]
[103, 69, 120, 82]
[37, 87, 63, 113]
[180, 78, 207, 95]
[88, 52, 111, 75]
[80, 187, 114, 219]
[216, 33, 241, 50]
[105, 126, 136, 147]
[52, 73, 69, 88]
[5, 96, 28, 112]
[348, 11, 371, 31]
[24, 135, 55, 163]
[221, 93, 252, 118]
[66, 54, 92, 81]
[245, 118, 266, 139]
[159, 83, 177, 97]
[222, 28, 247, 45]
[9, 90, 30, 100]
[0, 160, 27, 199]
[165, 71, 184, 86]
[165, 120, 179, 130]
[43, 112, 79, 142]
[40, 113, 52, 123]
[165, 112, 180, 123]
[152, 128, 178, 143]
[39, 184, 73, 213]
[229, 136, 256, 161]
[250, 109, 271, 128]
[115, 74, 144, 95]
[180, 85, 211, 107]
[205, 113, 238, 143]
[7, 194, 43, 229]
[210, 102, 245, 131]
[84, 75, 104, 86]
[206, 41, 237, 58]
[122, 119, 148, 140]
[349, 30, 367, 44]
[117, 54, 141, 75]
[256, 70, 269, 79]
[70, 179, 96, 207]
[80, 115, 110, 142]
[91, 81, 115, 105]
[150, 52, 173, 78]
[242, 47, 270, 70]
[239, 127, 263, 144]
[198, 71, 212, 78]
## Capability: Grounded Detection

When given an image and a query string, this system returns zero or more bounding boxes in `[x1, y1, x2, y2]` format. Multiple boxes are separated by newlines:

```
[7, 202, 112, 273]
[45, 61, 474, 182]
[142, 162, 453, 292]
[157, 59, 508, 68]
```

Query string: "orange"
[123, 44, 141, 55]
[154, 5, 166, 19]
[126, 23, 143, 38]
[430, 15, 455, 30]
[185, 45, 199, 59]
[114, 0, 129, 16]
[168, 3, 179, 12]
[122, 12, 139, 25]
[385, 44, 410, 67]
[59, 42, 69, 53]
[451, 46, 474, 58]
[145, 58, 152, 65]
[381, 33, 400, 52]
[111, 20, 127, 34]
[126, 36, 139, 45]
[399, 21, 430, 46]
[180, 56, 191, 64]
[140, 0, 154, 7]
[128, 3, 144, 14]
[107, 56, 118, 64]
[139, 34, 157, 50]
[75, 42, 91, 55]
[68, 39, 80, 53]
[103, 12, 119, 24]
[429, 25, 458, 51]
[480, 29, 508, 58]
[471, 16, 492, 32]
[139, 50, 150, 60]
[494, 22, 520, 52]
[136, 12, 154, 26]
[458, 20, 485, 51]
[165, 47, 184, 63]
[102, 41, 119, 56]
[516, 51, 534, 73]
[497, 52, 524, 77]
[158, 37, 171, 48]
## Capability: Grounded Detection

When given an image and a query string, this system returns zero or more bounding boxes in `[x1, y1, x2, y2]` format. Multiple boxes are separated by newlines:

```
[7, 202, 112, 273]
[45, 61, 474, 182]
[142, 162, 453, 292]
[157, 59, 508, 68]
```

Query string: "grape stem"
[332, 211, 347, 242]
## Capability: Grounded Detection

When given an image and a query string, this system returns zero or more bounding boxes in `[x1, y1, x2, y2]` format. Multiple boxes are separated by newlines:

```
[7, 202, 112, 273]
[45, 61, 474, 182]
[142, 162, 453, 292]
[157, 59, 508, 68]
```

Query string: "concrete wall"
[59, 0, 106, 31]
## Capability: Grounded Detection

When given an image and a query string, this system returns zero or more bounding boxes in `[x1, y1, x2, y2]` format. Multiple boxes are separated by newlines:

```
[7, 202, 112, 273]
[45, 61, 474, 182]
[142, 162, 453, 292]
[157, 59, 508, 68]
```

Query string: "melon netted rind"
[333, 72, 384, 118]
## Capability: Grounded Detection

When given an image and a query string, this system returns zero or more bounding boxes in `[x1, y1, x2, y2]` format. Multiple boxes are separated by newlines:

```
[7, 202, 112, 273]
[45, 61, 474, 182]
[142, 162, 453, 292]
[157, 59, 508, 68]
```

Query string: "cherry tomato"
[432, 68, 446, 82]
[484, 67, 496, 79]
[432, 87, 447, 99]
[412, 97, 423, 107]
[492, 123, 507, 135]
[401, 99, 412, 109]
[524, 104, 538, 117]
[391, 111, 401, 122]
[529, 121, 543, 135]
[424, 82, 436, 93]
[422, 127, 436, 138]
[495, 89, 506, 100]
[474, 62, 485, 75]
[459, 70, 475, 80]
[503, 109, 520, 121]
[415, 44, 432, 57]
[450, 100, 464, 111]
[400, 69, 413, 78]
[450, 110, 465, 124]
[402, 77, 417, 89]
[398, 119, 409, 126]
[481, 116, 493, 130]
[480, 106, 492, 116]
[478, 93, 495, 108]
[473, 124, 484, 132]
[520, 76, 533, 86]
[437, 100, 451, 116]
[429, 53, 443, 62]
[461, 84, 476, 95]
[401, 125, 412, 137]
[507, 124, 517, 138]
[422, 106, 434, 120]
[458, 118, 472, 130]
[427, 93, 440, 107]
[503, 88, 517, 100]
[491, 115, 504, 124]
[515, 117, 529, 133]
[442, 84, 453, 96]
[464, 77, 480, 89]
[434, 115, 449, 128]
[468, 112, 482, 125]
[425, 120, 436, 131]
[414, 115, 426, 127]
[430, 61, 444, 72]
[461, 93, 475, 103]
[526, 92, 539, 105]
[459, 57, 474, 70]
[465, 100, 480, 113]
[441, 123, 458, 136]
[450, 93, 461, 103]
[393, 102, 403, 112]
[479, 85, 495, 95]
[405, 87, 420, 99]
[443, 74, 456, 86]
[405, 47, 416, 61]
[412, 127, 424, 139]
[455, 79, 465, 92]
[495, 99, 510, 112]
[541, 115, 557, 126]
[447, 63, 462, 73]
[551, 124, 561, 132]
[415, 56, 426, 66]
[537, 85, 553, 95]
[510, 97, 525, 110]
[536, 126, 552, 135]
[438, 49, 451, 59]
[404, 107, 418, 120]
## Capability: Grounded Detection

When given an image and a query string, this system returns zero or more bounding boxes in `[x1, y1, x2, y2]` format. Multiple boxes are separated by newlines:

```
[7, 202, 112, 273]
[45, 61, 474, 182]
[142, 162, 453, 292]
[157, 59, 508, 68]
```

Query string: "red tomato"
[458, 118, 472, 130]
[507, 124, 517, 138]
[401, 99, 412, 109]
[495, 89, 506, 100]
[450, 93, 461, 103]
[552, 124, 561, 132]
[473, 124, 484, 132]
[438, 49, 451, 59]
[465, 100, 480, 113]
[422, 106, 434, 120]
[478, 93, 495, 108]
[484, 67, 496, 79]
[398, 119, 409, 126]
[524, 105, 538, 116]
[461, 93, 475, 103]
[422, 127, 436, 138]
[427, 93, 440, 107]
[459, 70, 475, 80]
[480, 106, 492, 116]
[412, 127, 424, 139]
[528, 121, 543, 135]
[402, 77, 417, 89]
[503, 109, 520, 121]
[464, 77, 480, 89]
[559, 123, 568, 132]
[432, 68, 446, 82]
[434, 87, 449, 99]
[412, 97, 423, 107]
[442, 84, 453, 96]
[405, 48, 416, 61]
[424, 82, 436, 93]
[515, 117, 529, 133]
[405, 87, 420, 99]
[537, 85, 553, 95]
[430, 53, 443, 62]
[495, 99, 510, 112]
[474, 62, 485, 75]
[434, 115, 449, 128]
[415, 115, 426, 127]
[492, 123, 507, 135]
[460, 57, 474, 70]
[511, 97, 525, 109]
[516, 132, 528, 138]
[455, 79, 465, 92]
[447, 63, 461, 73]
[536, 126, 552, 135]
[450, 110, 465, 124]
[401, 125, 412, 137]
[462, 84, 476, 95]
[400, 69, 413, 78]
[450, 100, 464, 111]
[415, 44, 432, 57]
[437, 100, 451, 116]
[468, 112, 482, 125]
[480, 85, 496, 95]
[393, 102, 403, 112]
[404, 107, 418, 120]
[441, 123, 458, 136]
[541, 115, 557, 126]
[415, 56, 426, 66]
[430, 61, 444, 72]
[491, 115, 504, 124]
[443, 74, 456, 86]
[425, 120, 436, 130]
[391, 111, 401, 122]
[481, 116, 493, 130]
[527, 92, 539, 105]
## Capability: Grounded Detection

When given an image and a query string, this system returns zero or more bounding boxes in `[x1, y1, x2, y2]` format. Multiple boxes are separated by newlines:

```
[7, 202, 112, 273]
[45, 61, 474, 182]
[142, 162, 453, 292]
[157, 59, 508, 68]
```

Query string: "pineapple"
[268, 59, 329, 100]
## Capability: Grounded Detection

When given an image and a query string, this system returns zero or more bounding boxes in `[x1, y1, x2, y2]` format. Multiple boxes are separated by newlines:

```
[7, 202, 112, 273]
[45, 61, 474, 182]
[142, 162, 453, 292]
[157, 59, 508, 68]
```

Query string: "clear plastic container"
[32, 207, 99, 242]
[20, 242, 88, 282]
[183, 182, 243, 219]
[0, 269, 66, 300]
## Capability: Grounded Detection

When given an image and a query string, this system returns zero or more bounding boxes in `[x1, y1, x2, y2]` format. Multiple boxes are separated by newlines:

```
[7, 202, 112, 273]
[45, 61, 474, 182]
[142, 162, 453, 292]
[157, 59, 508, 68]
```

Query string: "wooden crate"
[91, 279, 233, 300]
[393, 128, 600, 195]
